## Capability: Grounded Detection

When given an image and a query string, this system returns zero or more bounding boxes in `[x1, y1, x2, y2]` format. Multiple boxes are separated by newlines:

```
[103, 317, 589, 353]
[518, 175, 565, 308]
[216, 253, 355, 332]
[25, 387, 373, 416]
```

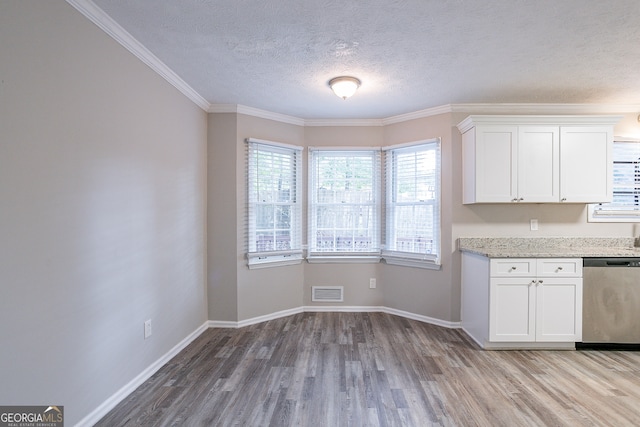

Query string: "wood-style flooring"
[96, 312, 640, 426]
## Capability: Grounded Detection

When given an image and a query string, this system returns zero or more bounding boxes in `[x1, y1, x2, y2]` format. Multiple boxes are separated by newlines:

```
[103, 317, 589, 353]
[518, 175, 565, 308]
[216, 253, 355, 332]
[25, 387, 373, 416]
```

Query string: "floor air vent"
[312, 286, 344, 302]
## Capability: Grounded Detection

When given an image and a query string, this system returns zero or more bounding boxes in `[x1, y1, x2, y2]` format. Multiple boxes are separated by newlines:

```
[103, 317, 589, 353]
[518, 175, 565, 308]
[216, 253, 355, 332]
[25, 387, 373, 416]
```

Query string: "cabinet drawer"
[490, 259, 535, 277]
[537, 258, 582, 277]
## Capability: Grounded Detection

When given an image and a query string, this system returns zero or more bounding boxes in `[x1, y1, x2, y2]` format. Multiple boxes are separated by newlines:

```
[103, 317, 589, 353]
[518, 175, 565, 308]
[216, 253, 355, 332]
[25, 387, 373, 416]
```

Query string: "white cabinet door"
[517, 126, 559, 202]
[560, 126, 612, 203]
[490, 278, 536, 342]
[473, 126, 518, 203]
[535, 278, 583, 342]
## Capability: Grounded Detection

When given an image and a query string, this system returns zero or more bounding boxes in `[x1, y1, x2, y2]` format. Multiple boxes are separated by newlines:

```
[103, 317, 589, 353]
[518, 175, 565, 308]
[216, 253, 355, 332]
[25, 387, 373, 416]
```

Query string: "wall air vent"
[312, 286, 344, 302]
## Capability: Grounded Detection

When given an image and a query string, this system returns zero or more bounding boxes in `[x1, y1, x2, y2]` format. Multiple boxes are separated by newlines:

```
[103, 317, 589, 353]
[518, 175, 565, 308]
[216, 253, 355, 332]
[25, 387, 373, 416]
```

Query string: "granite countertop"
[458, 237, 640, 258]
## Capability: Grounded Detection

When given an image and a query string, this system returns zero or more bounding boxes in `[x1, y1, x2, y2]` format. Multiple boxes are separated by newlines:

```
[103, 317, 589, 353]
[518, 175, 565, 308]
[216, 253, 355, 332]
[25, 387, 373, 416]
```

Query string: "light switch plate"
[144, 319, 152, 339]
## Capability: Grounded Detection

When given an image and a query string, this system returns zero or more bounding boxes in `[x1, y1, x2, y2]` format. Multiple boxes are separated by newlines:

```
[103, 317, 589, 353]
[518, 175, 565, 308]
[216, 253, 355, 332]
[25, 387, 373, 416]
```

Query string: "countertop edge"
[458, 237, 640, 258]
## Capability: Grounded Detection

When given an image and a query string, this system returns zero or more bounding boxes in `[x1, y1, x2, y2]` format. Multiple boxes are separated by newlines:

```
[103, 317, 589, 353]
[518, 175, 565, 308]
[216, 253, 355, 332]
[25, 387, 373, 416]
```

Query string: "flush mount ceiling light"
[328, 76, 361, 100]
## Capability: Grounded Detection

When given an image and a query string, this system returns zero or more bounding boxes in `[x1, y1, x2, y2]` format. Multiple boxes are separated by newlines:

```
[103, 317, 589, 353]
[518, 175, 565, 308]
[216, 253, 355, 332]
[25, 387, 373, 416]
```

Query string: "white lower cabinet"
[490, 277, 582, 342]
[462, 254, 582, 349]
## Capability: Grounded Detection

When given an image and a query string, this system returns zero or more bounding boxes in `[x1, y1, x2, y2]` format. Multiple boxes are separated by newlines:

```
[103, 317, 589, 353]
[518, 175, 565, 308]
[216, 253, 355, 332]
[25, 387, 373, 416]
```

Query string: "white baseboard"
[75, 321, 209, 427]
[208, 306, 461, 329]
[382, 306, 461, 329]
[303, 305, 386, 313]
[207, 307, 305, 329]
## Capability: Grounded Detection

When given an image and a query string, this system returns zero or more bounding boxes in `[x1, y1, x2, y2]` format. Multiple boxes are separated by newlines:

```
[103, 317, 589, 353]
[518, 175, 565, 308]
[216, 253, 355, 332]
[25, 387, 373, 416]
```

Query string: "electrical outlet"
[530, 219, 539, 231]
[369, 278, 376, 289]
[144, 319, 152, 339]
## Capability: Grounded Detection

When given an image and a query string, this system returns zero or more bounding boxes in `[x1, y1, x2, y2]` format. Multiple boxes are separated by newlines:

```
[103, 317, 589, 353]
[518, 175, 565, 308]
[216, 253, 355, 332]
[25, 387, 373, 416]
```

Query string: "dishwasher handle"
[583, 257, 640, 267]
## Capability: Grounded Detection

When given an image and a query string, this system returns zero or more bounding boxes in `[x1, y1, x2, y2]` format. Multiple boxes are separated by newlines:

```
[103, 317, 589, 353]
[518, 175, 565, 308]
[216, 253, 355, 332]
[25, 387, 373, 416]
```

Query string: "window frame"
[383, 139, 441, 270]
[307, 147, 382, 263]
[246, 138, 303, 269]
[588, 139, 640, 223]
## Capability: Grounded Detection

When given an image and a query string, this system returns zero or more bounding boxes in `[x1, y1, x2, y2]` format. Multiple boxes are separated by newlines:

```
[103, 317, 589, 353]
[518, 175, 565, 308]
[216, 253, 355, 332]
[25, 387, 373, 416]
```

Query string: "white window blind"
[308, 148, 381, 261]
[589, 141, 640, 222]
[246, 138, 303, 268]
[383, 139, 441, 268]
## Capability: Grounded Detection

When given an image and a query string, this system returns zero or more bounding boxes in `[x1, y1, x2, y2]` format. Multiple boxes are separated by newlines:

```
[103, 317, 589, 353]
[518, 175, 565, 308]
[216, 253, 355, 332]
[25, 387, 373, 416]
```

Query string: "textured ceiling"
[91, 0, 640, 119]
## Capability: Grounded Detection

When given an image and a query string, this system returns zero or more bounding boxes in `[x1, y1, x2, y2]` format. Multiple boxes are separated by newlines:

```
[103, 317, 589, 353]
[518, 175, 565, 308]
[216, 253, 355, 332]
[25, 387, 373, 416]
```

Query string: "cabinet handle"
[561, 198, 567, 202]
[510, 266, 517, 271]
[518, 198, 524, 202]
[556, 266, 563, 272]
[511, 198, 518, 202]
[538, 280, 544, 284]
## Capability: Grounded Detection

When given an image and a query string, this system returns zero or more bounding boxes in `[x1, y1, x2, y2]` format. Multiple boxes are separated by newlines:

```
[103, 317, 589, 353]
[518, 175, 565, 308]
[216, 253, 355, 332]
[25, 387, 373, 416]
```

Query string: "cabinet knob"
[511, 198, 518, 202]
[538, 280, 544, 284]
[556, 266, 563, 272]
[518, 198, 524, 202]
[561, 198, 567, 202]
[510, 266, 517, 271]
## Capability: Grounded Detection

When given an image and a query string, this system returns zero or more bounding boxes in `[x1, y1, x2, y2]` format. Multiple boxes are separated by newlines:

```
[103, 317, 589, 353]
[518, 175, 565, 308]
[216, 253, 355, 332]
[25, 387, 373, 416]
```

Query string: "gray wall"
[0, 2, 208, 425]
[207, 113, 239, 321]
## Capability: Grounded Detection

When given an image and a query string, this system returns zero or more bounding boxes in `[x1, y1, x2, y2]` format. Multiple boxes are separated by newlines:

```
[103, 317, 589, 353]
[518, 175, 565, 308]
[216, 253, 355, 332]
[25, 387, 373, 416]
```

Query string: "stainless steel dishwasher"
[578, 257, 640, 350]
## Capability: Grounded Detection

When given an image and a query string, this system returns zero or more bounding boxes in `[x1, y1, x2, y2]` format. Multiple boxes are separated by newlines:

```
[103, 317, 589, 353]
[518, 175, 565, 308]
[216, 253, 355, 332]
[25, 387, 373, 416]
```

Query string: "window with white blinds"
[246, 138, 303, 268]
[308, 148, 381, 261]
[589, 140, 640, 222]
[383, 139, 441, 268]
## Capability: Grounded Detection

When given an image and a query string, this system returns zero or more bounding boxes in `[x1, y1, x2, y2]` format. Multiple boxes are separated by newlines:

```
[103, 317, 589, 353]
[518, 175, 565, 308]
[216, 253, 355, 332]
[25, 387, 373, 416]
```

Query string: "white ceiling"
[87, 0, 640, 120]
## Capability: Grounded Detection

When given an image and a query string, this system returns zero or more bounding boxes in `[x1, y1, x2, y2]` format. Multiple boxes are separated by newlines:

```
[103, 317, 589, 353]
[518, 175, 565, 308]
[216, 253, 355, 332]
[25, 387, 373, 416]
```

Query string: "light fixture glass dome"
[329, 76, 361, 100]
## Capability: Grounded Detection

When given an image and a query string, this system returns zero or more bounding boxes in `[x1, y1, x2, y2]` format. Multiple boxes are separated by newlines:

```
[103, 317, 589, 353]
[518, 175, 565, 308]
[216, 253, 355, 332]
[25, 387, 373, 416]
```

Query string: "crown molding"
[236, 105, 306, 126]
[207, 104, 239, 114]
[66, 0, 211, 111]
[304, 118, 385, 127]
[457, 114, 624, 134]
[382, 104, 454, 125]
[450, 103, 640, 114]
[210, 103, 640, 127]
[208, 104, 305, 126]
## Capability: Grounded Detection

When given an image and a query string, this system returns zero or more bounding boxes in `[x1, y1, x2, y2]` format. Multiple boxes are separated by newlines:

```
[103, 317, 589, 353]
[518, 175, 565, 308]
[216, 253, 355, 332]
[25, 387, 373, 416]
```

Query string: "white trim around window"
[246, 138, 303, 268]
[307, 148, 382, 262]
[382, 138, 441, 269]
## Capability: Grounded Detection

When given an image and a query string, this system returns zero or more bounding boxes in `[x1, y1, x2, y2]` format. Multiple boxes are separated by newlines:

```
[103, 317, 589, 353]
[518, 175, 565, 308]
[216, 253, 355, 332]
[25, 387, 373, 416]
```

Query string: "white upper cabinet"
[560, 126, 613, 203]
[458, 115, 619, 204]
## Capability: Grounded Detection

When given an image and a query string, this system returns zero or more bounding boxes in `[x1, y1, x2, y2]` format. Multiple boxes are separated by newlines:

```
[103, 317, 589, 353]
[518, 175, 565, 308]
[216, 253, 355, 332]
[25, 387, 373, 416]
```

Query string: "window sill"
[306, 254, 381, 264]
[247, 251, 303, 269]
[587, 205, 640, 223]
[382, 252, 441, 270]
